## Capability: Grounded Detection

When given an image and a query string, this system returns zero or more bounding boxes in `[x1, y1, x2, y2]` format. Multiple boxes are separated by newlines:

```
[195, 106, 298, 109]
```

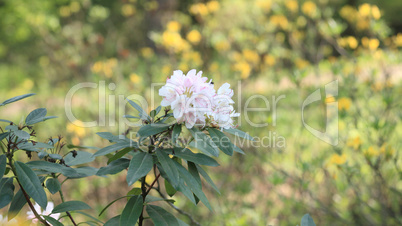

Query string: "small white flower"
[27, 202, 60, 225]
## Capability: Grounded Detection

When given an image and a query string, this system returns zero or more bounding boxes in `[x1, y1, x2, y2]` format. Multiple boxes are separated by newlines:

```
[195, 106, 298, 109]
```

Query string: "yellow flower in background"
[214, 40, 230, 51]
[122, 4, 136, 17]
[358, 3, 371, 17]
[67, 120, 87, 138]
[330, 153, 347, 165]
[347, 36, 358, 49]
[242, 49, 260, 65]
[368, 38, 380, 50]
[286, 0, 298, 13]
[162, 31, 190, 53]
[380, 144, 395, 156]
[347, 136, 361, 150]
[295, 58, 309, 69]
[209, 62, 219, 72]
[189, 3, 209, 16]
[340, 5, 356, 22]
[270, 15, 288, 30]
[371, 5, 381, 19]
[186, 30, 202, 44]
[234, 61, 251, 79]
[130, 73, 142, 84]
[364, 146, 380, 157]
[70, 1, 81, 13]
[256, 0, 272, 12]
[361, 37, 369, 48]
[167, 21, 181, 32]
[325, 96, 336, 103]
[302, 1, 317, 18]
[162, 65, 171, 76]
[356, 20, 369, 31]
[264, 55, 276, 66]
[140, 47, 154, 58]
[206, 1, 220, 13]
[338, 97, 351, 111]
[394, 33, 402, 47]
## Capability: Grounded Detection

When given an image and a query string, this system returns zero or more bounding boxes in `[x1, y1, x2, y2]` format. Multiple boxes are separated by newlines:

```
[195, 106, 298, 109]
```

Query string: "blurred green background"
[0, 0, 401, 225]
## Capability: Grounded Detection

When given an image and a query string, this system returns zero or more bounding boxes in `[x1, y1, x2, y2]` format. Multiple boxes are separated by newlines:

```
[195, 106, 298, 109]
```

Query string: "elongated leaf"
[97, 158, 130, 176]
[14, 161, 47, 209]
[0, 177, 14, 209]
[171, 124, 181, 146]
[25, 108, 47, 125]
[76, 211, 104, 224]
[301, 214, 316, 226]
[64, 151, 95, 166]
[172, 148, 219, 167]
[67, 167, 98, 178]
[0, 93, 35, 106]
[26, 161, 64, 174]
[189, 128, 219, 157]
[0, 132, 9, 142]
[107, 148, 133, 164]
[208, 128, 233, 156]
[126, 152, 153, 186]
[173, 162, 212, 210]
[156, 149, 179, 188]
[223, 128, 254, 141]
[0, 155, 6, 181]
[99, 195, 135, 217]
[187, 162, 201, 189]
[145, 195, 174, 203]
[146, 205, 179, 226]
[233, 145, 245, 154]
[104, 215, 120, 226]
[8, 189, 27, 219]
[127, 99, 149, 120]
[18, 141, 54, 152]
[137, 124, 170, 138]
[0, 119, 12, 123]
[96, 132, 128, 143]
[52, 201, 91, 213]
[43, 216, 63, 226]
[196, 165, 220, 194]
[120, 195, 143, 226]
[14, 130, 30, 140]
[165, 180, 176, 197]
[46, 178, 61, 194]
[93, 141, 133, 157]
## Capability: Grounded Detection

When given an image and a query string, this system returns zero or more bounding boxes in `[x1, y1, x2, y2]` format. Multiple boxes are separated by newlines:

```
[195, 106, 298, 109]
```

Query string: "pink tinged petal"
[186, 69, 196, 78]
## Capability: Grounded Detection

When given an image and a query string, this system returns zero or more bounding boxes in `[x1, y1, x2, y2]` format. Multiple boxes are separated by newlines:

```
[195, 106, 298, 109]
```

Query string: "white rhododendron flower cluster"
[159, 69, 240, 129]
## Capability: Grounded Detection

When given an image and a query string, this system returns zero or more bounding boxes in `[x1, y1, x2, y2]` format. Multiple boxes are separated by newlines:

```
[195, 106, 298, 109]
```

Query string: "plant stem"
[138, 176, 147, 226]
[145, 173, 160, 196]
[59, 188, 77, 226]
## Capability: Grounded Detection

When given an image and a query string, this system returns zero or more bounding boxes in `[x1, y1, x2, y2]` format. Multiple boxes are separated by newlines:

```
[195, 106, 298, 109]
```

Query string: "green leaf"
[233, 145, 245, 154]
[67, 167, 98, 178]
[66, 144, 99, 150]
[107, 147, 133, 164]
[301, 214, 316, 226]
[26, 161, 64, 174]
[8, 189, 27, 220]
[171, 124, 181, 146]
[126, 152, 153, 186]
[52, 201, 91, 213]
[97, 132, 128, 143]
[14, 161, 47, 209]
[145, 195, 174, 203]
[146, 205, 179, 225]
[97, 158, 130, 176]
[137, 124, 170, 137]
[196, 165, 220, 194]
[165, 180, 176, 197]
[46, 178, 61, 194]
[99, 195, 135, 217]
[25, 108, 47, 125]
[104, 215, 120, 226]
[0, 177, 14, 209]
[187, 162, 201, 189]
[127, 188, 142, 196]
[64, 151, 95, 166]
[0, 132, 9, 142]
[0, 93, 35, 106]
[0, 119, 12, 123]
[0, 155, 6, 181]
[120, 195, 143, 226]
[172, 148, 219, 166]
[13, 130, 30, 140]
[93, 141, 133, 157]
[49, 154, 62, 160]
[43, 216, 63, 226]
[156, 149, 179, 188]
[189, 127, 219, 157]
[18, 141, 54, 152]
[127, 99, 149, 120]
[75, 211, 104, 224]
[208, 128, 233, 156]
[173, 161, 212, 210]
[223, 128, 254, 141]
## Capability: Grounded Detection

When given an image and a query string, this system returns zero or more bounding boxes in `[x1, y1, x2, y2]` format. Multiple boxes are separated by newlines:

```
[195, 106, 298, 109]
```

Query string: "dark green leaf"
[233, 145, 245, 154]
[25, 108, 47, 125]
[46, 178, 61, 194]
[172, 148, 219, 166]
[137, 124, 170, 137]
[223, 128, 254, 141]
[0, 132, 9, 142]
[52, 201, 91, 213]
[301, 214, 316, 226]
[146, 205, 179, 226]
[104, 215, 120, 226]
[0, 119, 13, 123]
[0, 177, 14, 209]
[18, 141, 54, 151]
[14, 161, 47, 209]
[64, 151, 95, 166]
[99, 195, 135, 217]
[43, 216, 63, 226]
[8, 189, 27, 220]
[49, 154, 62, 160]
[107, 147, 133, 164]
[26, 161, 64, 174]
[126, 152, 153, 186]
[0, 155, 6, 181]
[67, 167, 98, 178]
[0, 93, 35, 106]
[165, 180, 176, 197]
[127, 188, 142, 196]
[172, 124, 181, 146]
[145, 195, 174, 203]
[97, 158, 130, 176]
[156, 149, 179, 188]
[120, 195, 143, 226]
[187, 162, 201, 189]
[13, 130, 30, 140]
[93, 141, 133, 157]
[96, 132, 128, 143]
[173, 162, 212, 210]
[76, 211, 104, 224]
[127, 99, 149, 120]
[196, 165, 220, 194]
[189, 127, 219, 157]
[208, 128, 233, 156]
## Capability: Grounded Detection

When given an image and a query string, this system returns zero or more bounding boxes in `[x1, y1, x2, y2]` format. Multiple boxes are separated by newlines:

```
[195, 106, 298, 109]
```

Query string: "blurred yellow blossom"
[380, 144, 395, 156]
[162, 65, 171, 76]
[347, 36, 358, 49]
[338, 97, 351, 111]
[122, 4, 136, 17]
[270, 15, 288, 30]
[393, 33, 402, 47]
[371, 5, 381, 20]
[264, 55, 276, 66]
[302, 1, 317, 18]
[167, 21, 181, 32]
[22, 79, 34, 90]
[59, 6, 71, 17]
[330, 153, 347, 165]
[286, 0, 298, 13]
[162, 31, 190, 53]
[190, 3, 209, 16]
[67, 120, 87, 138]
[234, 61, 251, 79]
[325, 96, 336, 103]
[130, 73, 142, 84]
[368, 38, 380, 50]
[340, 5, 356, 22]
[141, 47, 154, 58]
[295, 58, 309, 69]
[347, 136, 361, 150]
[91, 58, 118, 77]
[70, 1, 80, 13]
[214, 40, 230, 51]
[358, 3, 371, 17]
[209, 62, 219, 72]
[206, 1, 220, 13]
[364, 146, 380, 157]
[186, 30, 202, 44]
[256, 0, 272, 12]
[242, 49, 260, 65]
